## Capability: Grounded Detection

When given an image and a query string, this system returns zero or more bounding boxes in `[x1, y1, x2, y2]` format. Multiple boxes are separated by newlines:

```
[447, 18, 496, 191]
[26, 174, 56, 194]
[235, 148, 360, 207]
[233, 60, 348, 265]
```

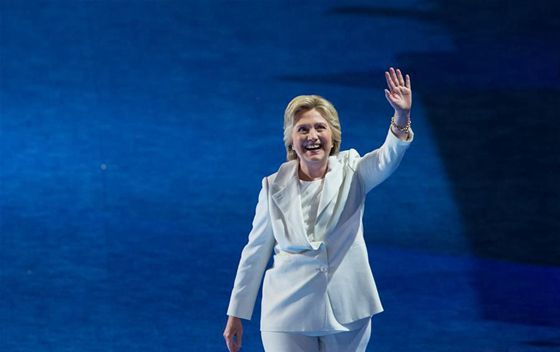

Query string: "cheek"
[291, 139, 304, 154]
[323, 132, 333, 146]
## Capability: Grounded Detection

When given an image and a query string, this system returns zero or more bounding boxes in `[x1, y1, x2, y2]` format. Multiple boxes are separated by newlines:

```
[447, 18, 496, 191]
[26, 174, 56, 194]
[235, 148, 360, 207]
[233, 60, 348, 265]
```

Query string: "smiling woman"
[286, 98, 338, 181]
[283, 95, 342, 161]
[223, 68, 414, 352]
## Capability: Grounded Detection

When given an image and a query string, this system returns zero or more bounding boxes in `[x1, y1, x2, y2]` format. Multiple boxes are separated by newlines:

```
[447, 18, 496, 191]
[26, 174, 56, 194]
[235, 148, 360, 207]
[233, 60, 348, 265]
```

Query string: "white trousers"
[260, 318, 372, 352]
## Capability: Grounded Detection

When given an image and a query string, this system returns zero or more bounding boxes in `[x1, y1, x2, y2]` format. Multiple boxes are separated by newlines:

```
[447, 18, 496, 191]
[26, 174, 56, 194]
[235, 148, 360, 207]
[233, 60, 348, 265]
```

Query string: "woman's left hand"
[384, 67, 412, 119]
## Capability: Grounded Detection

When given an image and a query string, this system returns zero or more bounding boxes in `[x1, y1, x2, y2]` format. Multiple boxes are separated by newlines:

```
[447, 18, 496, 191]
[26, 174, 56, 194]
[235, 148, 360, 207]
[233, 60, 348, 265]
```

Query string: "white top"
[298, 178, 371, 335]
[298, 179, 323, 243]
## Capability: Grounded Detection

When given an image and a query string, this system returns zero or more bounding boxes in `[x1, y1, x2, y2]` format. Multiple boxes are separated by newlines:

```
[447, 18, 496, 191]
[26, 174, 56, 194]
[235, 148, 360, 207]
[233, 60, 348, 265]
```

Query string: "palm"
[384, 67, 412, 114]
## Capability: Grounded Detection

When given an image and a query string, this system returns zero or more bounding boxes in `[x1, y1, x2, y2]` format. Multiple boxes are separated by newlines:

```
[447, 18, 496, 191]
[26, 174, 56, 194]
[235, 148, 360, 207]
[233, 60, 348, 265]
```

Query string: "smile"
[304, 144, 322, 151]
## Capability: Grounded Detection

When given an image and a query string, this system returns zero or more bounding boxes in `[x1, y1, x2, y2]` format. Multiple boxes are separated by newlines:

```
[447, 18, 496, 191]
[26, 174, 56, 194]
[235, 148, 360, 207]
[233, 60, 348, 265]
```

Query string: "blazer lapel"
[270, 156, 344, 250]
[270, 161, 310, 249]
[314, 156, 343, 239]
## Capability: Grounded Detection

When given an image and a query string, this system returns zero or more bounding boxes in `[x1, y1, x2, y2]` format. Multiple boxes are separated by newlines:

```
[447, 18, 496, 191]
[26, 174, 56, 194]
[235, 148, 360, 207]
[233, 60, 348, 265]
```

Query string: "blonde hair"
[283, 95, 342, 161]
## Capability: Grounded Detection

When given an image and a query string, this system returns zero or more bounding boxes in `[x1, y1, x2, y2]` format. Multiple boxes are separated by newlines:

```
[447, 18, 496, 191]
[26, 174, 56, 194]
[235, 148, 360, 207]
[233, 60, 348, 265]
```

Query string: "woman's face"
[291, 109, 333, 167]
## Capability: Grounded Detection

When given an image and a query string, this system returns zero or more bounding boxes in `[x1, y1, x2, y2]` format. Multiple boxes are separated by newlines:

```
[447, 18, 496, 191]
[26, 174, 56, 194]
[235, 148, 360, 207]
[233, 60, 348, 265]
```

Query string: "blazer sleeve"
[226, 177, 275, 320]
[356, 127, 414, 194]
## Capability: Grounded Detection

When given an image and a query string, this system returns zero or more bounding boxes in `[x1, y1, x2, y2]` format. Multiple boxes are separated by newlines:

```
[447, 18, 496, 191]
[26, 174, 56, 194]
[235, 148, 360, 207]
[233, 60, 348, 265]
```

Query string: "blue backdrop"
[1, 0, 559, 351]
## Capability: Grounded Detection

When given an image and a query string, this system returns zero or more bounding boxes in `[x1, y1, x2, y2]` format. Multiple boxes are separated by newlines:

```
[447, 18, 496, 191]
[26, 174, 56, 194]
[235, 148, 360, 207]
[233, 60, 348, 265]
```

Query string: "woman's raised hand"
[223, 316, 243, 352]
[384, 67, 412, 118]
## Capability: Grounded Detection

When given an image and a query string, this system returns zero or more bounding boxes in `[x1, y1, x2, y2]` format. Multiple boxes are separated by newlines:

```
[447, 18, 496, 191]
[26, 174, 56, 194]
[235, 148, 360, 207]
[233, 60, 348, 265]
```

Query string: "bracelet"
[391, 116, 411, 133]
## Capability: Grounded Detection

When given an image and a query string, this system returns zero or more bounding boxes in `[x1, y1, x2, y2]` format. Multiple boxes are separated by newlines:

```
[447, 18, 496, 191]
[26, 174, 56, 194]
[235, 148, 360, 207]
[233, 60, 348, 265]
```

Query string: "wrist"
[390, 124, 409, 139]
[390, 115, 412, 141]
[394, 110, 410, 121]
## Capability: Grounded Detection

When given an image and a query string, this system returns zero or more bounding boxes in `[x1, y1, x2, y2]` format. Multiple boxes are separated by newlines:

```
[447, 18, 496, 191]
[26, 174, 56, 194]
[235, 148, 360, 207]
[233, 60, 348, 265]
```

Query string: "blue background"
[1, 0, 559, 351]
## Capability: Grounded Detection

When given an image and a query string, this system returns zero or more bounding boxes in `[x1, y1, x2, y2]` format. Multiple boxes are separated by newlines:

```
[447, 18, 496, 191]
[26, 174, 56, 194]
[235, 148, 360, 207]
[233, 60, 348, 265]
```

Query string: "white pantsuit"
[261, 318, 372, 352]
[227, 127, 413, 348]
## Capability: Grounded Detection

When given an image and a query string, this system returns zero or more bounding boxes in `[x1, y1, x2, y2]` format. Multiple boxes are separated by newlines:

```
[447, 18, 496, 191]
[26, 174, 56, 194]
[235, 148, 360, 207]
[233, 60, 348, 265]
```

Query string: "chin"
[305, 153, 327, 162]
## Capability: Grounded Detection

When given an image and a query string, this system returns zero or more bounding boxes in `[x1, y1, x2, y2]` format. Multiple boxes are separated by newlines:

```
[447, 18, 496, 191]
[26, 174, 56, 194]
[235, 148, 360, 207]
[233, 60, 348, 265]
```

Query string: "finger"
[224, 333, 237, 352]
[384, 89, 395, 104]
[238, 332, 243, 350]
[389, 67, 399, 88]
[405, 74, 411, 89]
[385, 71, 396, 92]
[396, 68, 405, 86]
[225, 339, 235, 352]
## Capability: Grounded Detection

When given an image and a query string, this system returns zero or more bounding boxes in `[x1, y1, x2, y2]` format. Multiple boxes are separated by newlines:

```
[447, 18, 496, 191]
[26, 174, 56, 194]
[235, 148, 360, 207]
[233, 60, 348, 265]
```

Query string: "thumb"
[384, 89, 395, 105]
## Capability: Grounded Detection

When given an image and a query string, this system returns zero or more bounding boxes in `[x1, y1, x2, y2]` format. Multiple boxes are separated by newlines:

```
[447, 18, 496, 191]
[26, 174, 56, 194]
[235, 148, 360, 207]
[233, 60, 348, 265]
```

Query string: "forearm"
[226, 178, 275, 320]
[357, 125, 413, 193]
[227, 231, 274, 320]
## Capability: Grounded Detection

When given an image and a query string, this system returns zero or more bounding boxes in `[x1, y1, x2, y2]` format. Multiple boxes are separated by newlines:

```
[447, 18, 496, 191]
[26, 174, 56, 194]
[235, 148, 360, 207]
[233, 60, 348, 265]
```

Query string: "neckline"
[299, 178, 323, 183]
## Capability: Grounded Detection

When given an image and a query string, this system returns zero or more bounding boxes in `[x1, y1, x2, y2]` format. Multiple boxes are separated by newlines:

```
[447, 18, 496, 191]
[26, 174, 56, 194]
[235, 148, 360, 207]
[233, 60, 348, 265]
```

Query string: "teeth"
[306, 145, 321, 150]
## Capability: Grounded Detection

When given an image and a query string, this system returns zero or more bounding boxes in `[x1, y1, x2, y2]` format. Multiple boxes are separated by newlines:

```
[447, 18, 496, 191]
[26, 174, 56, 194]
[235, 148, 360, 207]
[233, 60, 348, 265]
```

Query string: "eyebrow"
[295, 122, 328, 128]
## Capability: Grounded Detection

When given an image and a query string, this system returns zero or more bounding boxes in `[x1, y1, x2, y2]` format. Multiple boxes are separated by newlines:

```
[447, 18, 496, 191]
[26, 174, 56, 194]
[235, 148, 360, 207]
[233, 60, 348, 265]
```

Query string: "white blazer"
[227, 128, 413, 332]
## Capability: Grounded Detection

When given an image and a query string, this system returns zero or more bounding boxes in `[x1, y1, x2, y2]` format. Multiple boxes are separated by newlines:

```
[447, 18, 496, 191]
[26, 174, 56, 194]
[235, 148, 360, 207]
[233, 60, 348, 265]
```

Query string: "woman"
[223, 68, 413, 352]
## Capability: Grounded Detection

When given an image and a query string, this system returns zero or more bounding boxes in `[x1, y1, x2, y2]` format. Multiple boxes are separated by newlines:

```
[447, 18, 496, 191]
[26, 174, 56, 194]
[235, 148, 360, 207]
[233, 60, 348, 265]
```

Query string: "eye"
[297, 126, 308, 133]
[316, 124, 327, 131]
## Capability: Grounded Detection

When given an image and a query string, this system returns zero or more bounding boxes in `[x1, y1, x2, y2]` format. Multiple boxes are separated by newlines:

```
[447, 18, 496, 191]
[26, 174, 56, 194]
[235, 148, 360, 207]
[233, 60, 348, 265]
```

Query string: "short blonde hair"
[283, 95, 342, 161]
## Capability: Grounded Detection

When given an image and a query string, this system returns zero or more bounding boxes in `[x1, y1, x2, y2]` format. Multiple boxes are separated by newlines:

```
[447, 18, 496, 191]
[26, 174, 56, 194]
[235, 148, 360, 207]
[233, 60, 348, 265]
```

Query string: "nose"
[308, 128, 319, 140]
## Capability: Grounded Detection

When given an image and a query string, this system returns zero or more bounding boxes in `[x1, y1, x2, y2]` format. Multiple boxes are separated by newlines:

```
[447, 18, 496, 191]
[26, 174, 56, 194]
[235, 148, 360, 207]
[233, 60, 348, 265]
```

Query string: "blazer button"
[319, 266, 328, 272]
